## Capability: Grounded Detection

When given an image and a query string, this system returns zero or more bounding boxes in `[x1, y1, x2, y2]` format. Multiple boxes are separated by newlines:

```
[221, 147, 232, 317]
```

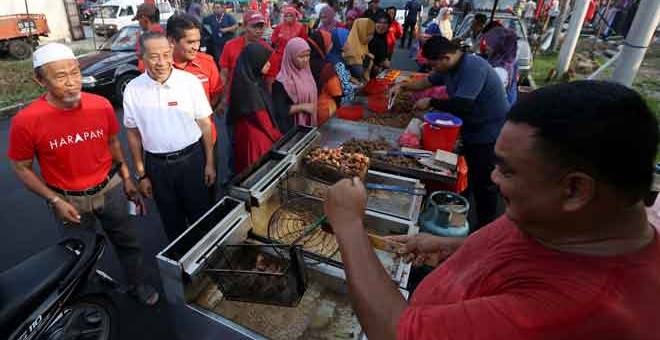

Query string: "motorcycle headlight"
[81, 76, 97, 86]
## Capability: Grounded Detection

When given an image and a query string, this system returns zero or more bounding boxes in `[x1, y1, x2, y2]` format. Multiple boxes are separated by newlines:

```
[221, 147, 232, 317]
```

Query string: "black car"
[78, 24, 141, 102]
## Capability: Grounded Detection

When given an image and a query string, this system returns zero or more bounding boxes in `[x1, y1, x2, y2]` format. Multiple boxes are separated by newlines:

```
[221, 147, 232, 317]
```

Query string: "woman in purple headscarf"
[481, 26, 519, 104]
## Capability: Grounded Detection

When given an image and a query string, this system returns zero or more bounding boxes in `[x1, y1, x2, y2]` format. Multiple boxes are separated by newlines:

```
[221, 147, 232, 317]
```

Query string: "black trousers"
[145, 143, 212, 241]
[463, 142, 500, 232]
[401, 23, 416, 48]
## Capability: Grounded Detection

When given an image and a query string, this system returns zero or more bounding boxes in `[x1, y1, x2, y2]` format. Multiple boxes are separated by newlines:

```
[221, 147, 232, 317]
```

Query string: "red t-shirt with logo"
[8, 93, 120, 191]
[174, 52, 222, 142]
[398, 216, 660, 340]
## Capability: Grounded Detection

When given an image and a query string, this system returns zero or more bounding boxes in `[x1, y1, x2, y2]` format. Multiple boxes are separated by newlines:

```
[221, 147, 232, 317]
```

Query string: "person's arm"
[197, 116, 216, 186]
[192, 76, 216, 186]
[10, 159, 81, 223]
[429, 97, 475, 117]
[108, 133, 144, 209]
[400, 76, 432, 91]
[325, 178, 408, 340]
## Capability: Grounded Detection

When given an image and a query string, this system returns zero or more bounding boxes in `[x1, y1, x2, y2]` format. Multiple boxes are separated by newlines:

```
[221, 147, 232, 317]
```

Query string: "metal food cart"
[156, 124, 422, 340]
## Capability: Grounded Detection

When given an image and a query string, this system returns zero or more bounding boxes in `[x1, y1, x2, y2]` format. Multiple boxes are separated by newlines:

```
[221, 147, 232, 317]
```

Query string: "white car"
[94, 0, 173, 36]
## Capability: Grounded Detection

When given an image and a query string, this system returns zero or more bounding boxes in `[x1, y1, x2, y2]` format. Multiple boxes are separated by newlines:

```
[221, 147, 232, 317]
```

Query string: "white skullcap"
[32, 43, 76, 69]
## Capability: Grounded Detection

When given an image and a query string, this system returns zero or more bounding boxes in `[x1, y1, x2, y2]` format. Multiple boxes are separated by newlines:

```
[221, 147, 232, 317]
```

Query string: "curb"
[0, 102, 29, 120]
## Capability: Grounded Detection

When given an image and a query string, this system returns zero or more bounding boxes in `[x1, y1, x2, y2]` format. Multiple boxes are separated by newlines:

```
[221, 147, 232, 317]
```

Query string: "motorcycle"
[0, 234, 118, 340]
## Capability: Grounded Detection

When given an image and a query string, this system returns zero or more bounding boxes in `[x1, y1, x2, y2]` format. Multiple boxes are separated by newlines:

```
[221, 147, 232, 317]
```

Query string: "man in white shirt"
[124, 32, 216, 241]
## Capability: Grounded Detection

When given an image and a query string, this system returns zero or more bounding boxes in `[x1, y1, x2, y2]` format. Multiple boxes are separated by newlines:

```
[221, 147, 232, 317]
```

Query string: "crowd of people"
[6, 0, 660, 338]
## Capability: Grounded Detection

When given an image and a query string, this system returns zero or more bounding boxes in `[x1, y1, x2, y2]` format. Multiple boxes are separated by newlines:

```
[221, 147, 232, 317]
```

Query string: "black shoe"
[128, 284, 160, 306]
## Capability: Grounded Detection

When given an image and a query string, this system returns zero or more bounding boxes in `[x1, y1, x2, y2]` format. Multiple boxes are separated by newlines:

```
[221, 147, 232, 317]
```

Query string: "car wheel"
[8, 40, 33, 60]
[114, 73, 138, 101]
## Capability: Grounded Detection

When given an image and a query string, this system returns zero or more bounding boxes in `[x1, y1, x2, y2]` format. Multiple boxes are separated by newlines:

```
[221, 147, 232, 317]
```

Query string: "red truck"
[0, 14, 50, 60]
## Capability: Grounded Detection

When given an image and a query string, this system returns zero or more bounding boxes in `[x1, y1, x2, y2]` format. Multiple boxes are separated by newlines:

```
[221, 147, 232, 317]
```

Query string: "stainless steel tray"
[285, 170, 423, 223]
[271, 125, 320, 162]
[229, 151, 296, 206]
[157, 196, 251, 277]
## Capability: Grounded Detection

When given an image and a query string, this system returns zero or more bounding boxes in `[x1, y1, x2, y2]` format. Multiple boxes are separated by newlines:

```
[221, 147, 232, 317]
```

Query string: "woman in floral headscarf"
[270, 6, 308, 78]
[307, 29, 344, 125]
[326, 28, 358, 105]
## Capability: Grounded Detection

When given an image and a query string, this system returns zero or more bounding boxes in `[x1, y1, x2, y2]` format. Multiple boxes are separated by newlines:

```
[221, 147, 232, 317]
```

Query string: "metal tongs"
[372, 149, 433, 159]
[365, 183, 427, 196]
[292, 215, 405, 254]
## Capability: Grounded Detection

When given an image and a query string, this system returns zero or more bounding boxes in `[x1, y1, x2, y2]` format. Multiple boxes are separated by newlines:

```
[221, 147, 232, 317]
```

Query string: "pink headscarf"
[276, 37, 319, 126]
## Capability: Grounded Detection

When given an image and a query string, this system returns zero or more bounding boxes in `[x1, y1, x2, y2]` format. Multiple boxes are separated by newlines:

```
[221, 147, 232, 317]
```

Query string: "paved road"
[0, 46, 417, 339]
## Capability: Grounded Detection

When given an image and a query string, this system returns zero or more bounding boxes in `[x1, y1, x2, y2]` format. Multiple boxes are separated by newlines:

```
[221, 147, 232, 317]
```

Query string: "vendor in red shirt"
[8, 43, 159, 306]
[135, 3, 165, 73]
[218, 11, 275, 113]
[324, 80, 660, 339]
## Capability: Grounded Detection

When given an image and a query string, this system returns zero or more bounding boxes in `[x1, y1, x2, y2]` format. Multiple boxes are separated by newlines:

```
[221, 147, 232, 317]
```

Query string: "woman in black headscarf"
[230, 43, 283, 173]
[368, 12, 391, 78]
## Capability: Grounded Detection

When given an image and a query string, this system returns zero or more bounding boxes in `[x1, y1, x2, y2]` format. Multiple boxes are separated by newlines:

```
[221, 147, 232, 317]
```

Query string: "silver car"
[455, 12, 533, 75]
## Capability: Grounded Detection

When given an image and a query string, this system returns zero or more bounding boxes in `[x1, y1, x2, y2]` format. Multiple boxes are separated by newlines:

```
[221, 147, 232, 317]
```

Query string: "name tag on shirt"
[195, 74, 209, 83]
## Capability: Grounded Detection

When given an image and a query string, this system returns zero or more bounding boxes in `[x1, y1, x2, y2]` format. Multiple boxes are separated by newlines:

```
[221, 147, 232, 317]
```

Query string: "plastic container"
[336, 105, 365, 121]
[421, 112, 462, 152]
[367, 93, 389, 114]
[363, 78, 392, 95]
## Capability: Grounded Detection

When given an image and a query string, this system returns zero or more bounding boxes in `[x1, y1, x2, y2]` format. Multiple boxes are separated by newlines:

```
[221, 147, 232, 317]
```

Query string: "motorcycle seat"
[0, 240, 80, 336]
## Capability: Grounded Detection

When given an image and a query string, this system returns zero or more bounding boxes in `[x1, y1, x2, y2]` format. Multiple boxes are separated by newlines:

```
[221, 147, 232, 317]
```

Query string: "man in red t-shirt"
[324, 81, 660, 339]
[8, 43, 159, 306]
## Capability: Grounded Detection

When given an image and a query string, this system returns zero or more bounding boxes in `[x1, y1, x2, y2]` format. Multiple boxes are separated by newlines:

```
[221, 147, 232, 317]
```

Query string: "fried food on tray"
[305, 147, 370, 180]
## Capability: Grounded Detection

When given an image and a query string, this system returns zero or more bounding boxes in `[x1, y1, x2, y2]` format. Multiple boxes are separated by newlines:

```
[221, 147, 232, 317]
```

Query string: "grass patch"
[530, 52, 558, 87]
[0, 59, 44, 107]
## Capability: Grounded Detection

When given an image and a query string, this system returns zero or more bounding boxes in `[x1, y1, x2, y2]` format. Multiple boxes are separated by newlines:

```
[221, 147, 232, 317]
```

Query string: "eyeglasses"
[250, 23, 266, 29]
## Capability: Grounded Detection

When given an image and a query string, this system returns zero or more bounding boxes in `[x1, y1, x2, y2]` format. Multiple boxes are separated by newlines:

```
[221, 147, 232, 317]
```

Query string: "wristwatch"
[135, 173, 149, 182]
[48, 196, 61, 207]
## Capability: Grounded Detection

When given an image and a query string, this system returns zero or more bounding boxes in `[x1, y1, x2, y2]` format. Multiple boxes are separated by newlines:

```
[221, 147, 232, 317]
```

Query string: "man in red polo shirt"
[135, 3, 165, 73]
[8, 43, 159, 306]
[325, 81, 660, 339]
[166, 14, 229, 191]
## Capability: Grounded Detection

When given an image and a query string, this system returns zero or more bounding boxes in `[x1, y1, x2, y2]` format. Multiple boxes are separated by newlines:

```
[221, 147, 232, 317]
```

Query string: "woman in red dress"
[230, 43, 283, 173]
[270, 6, 308, 77]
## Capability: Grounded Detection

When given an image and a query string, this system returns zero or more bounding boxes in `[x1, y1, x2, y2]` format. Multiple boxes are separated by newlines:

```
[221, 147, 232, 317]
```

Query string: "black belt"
[146, 141, 199, 161]
[49, 163, 121, 196]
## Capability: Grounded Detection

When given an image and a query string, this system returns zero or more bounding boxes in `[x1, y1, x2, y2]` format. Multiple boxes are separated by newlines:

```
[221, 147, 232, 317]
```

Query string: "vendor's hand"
[54, 199, 81, 224]
[383, 59, 391, 69]
[415, 97, 432, 110]
[324, 177, 367, 235]
[138, 177, 153, 199]
[204, 163, 217, 187]
[387, 233, 462, 267]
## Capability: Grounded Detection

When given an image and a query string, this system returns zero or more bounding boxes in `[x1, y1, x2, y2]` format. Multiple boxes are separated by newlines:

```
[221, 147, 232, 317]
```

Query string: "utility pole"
[611, 0, 660, 87]
[555, 0, 589, 76]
